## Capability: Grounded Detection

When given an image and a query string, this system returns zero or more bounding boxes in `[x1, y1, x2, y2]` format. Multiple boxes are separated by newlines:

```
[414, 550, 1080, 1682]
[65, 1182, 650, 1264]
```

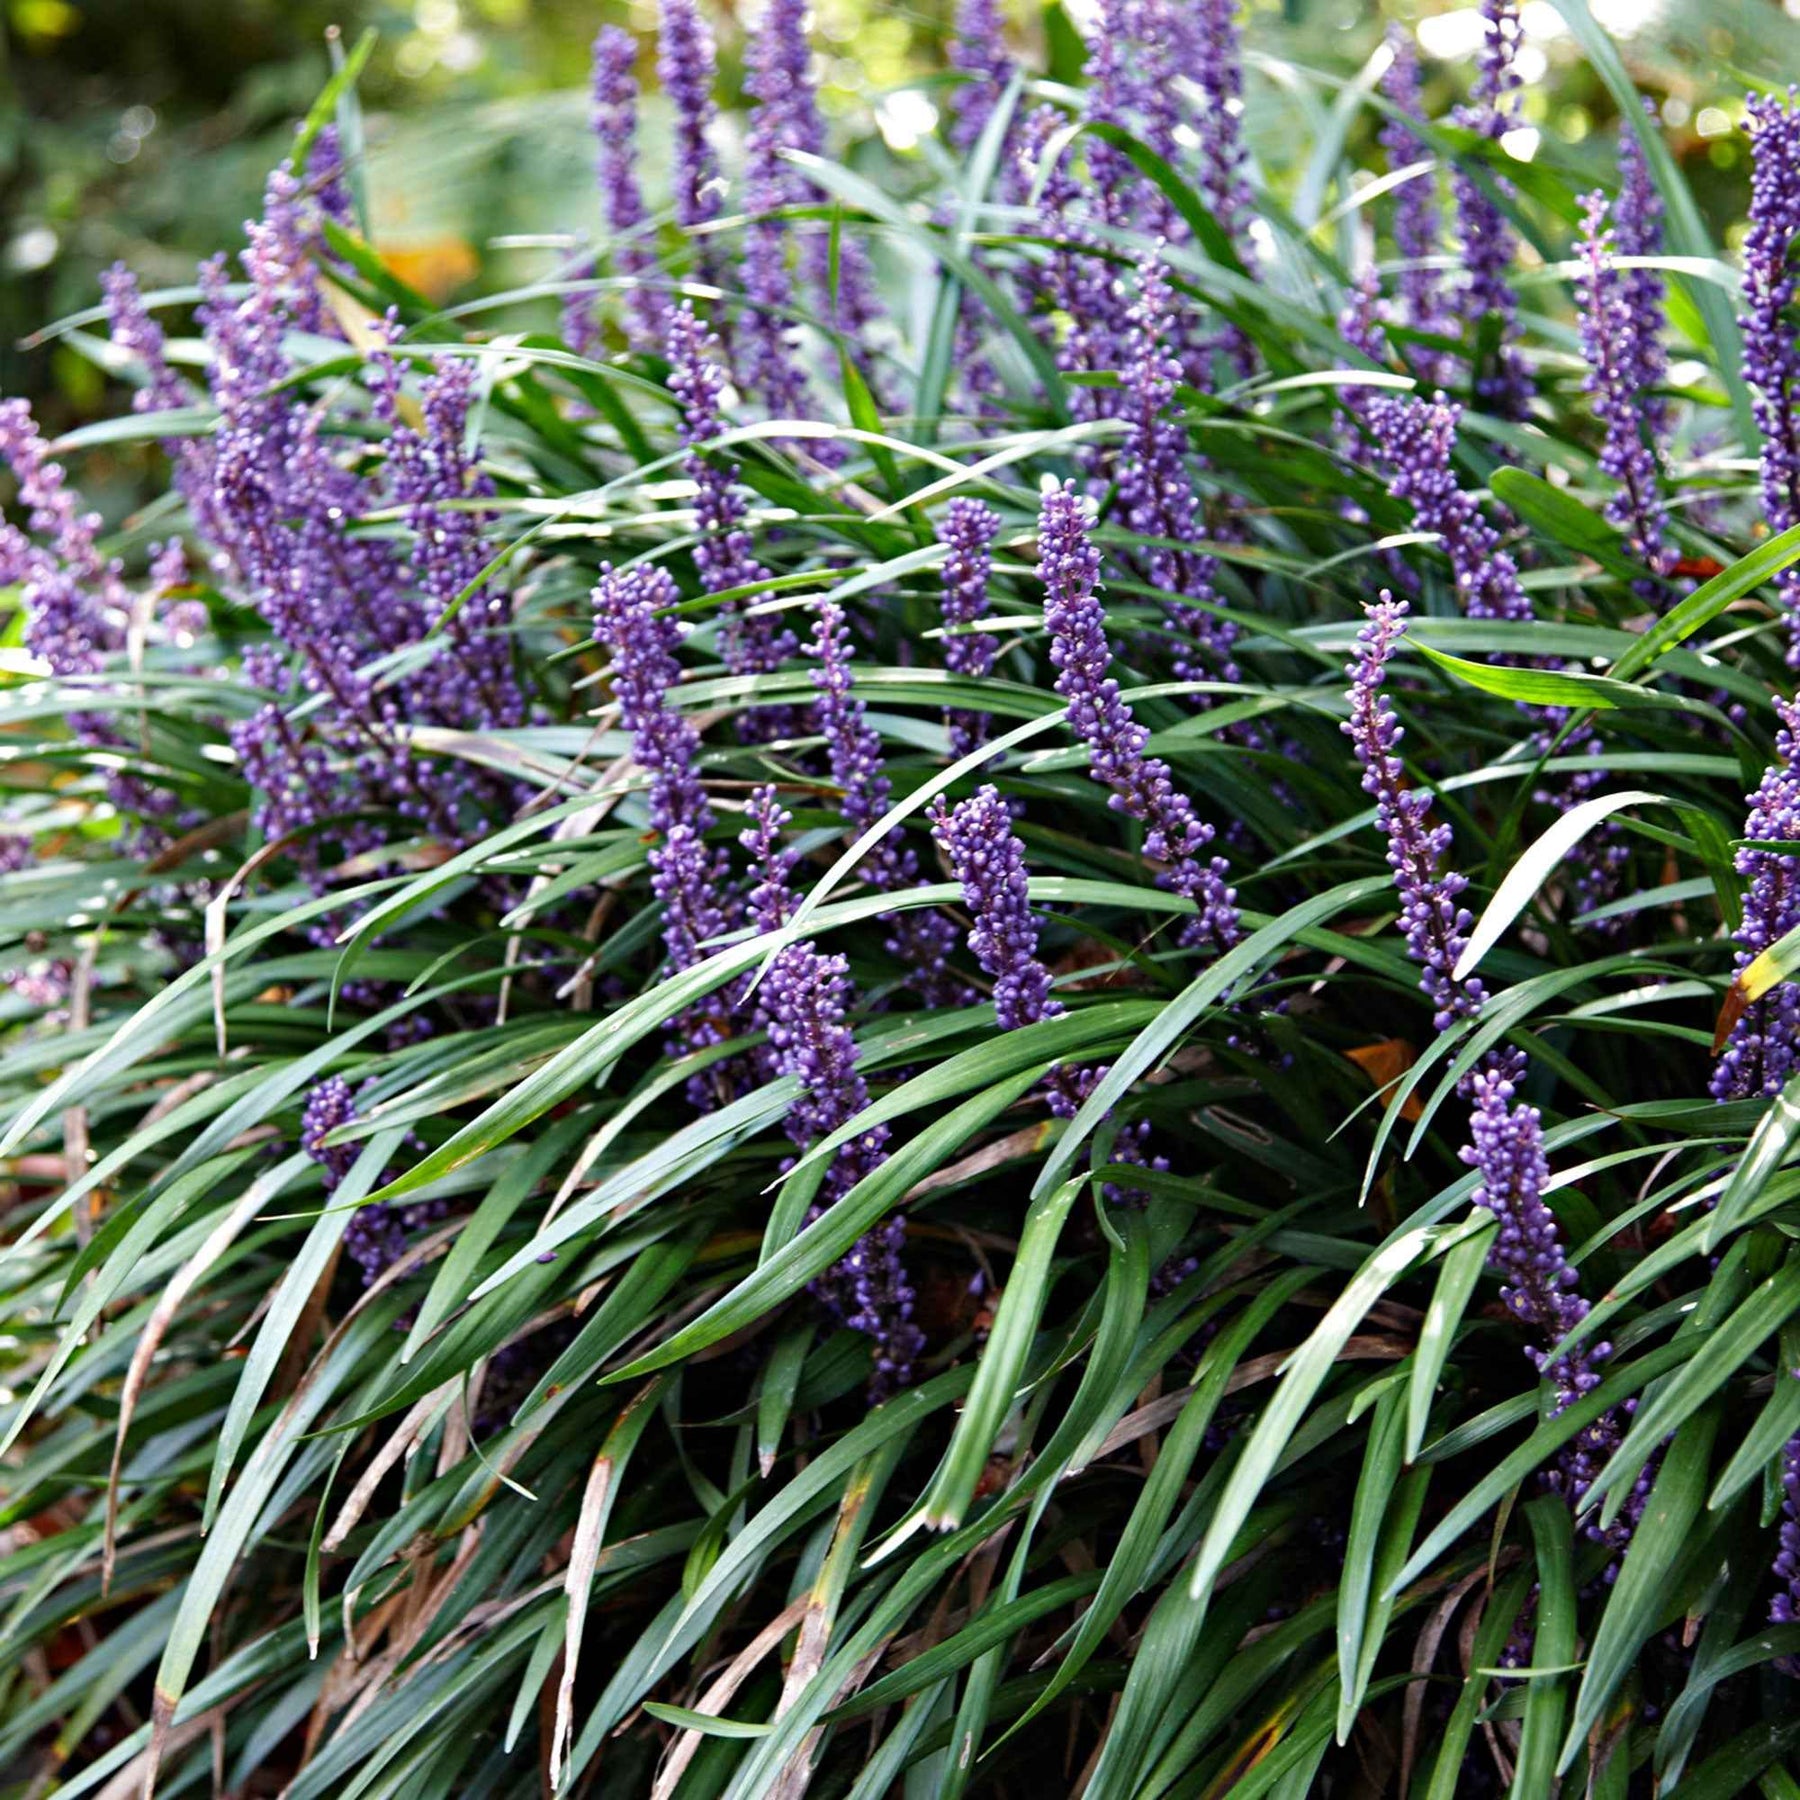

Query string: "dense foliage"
[8, 1, 1800, 1793]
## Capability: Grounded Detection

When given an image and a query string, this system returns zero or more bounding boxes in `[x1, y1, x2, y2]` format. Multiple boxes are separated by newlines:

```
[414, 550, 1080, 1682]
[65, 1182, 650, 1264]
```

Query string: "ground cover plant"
[8, 0, 1800, 1793]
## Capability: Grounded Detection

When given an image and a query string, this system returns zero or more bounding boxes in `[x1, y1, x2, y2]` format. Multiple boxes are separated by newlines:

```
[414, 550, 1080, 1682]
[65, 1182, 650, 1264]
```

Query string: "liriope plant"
[5, 1, 1800, 1795]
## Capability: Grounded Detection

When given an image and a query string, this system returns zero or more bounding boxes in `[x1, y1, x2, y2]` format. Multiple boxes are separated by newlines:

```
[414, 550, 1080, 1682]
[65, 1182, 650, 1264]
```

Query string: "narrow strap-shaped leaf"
[1406, 1215, 1497, 1462]
[912, 1175, 1084, 1531]
[1558, 1404, 1721, 1774]
[1585, 1260, 1800, 1526]
[1511, 1496, 1578, 1798]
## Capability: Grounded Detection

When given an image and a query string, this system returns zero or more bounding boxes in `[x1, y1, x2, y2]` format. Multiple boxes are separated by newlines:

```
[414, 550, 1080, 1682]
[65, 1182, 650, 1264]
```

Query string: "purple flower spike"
[0, 399, 128, 678]
[931, 785, 1060, 1033]
[1187, 0, 1253, 260]
[572, 26, 663, 353]
[1574, 190, 1669, 578]
[1116, 246, 1241, 693]
[763, 938, 923, 1394]
[1449, 0, 1531, 417]
[302, 1075, 361, 1194]
[664, 302, 801, 741]
[931, 786, 1149, 1146]
[1461, 1065, 1645, 1551]
[938, 498, 1003, 760]
[949, 0, 1014, 153]
[101, 263, 191, 416]
[1342, 594, 1503, 1046]
[1615, 100, 1669, 449]
[1367, 393, 1532, 623]
[1742, 90, 1800, 660]
[741, 0, 879, 385]
[1380, 34, 1453, 385]
[1773, 1432, 1800, 1626]
[369, 350, 525, 735]
[810, 601, 968, 1002]
[1038, 482, 1241, 954]
[658, 0, 723, 236]
[741, 784, 800, 935]
[1462, 1068, 1600, 1385]
[1712, 699, 1800, 1100]
[592, 560, 727, 964]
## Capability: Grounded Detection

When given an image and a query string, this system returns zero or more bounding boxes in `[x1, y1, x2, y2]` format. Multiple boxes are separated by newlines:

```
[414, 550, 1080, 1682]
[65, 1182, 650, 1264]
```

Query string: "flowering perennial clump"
[14, 5, 1800, 1790]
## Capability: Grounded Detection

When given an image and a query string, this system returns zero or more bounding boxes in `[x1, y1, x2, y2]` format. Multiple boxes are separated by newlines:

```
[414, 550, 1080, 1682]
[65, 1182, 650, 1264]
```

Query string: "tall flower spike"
[1342, 595, 1500, 1048]
[1615, 100, 1669, 451]
[1367, 394, 1532, 622]
[592, 563, 745, 1106]
[949, 0, 1014, 153]
[1038, 482, 1241, 954]
[658, 0, 723, 236]
[1461, 1063, 1645, 1556]
[930, 786, 1059, 1033]
[369, 350, 526, 735]
[1086, 0, 1182, 243]
[938, 498, 1003, 760]
[1742, 90, 1800, 661]
[1183, 0, 1255, 376]
[741, 784, 799, 935]
[1773, 1431, 1800, 1628]
[1574, 190, 1669, 577]
[592, 561, 728, 973]
[574, 26, 663, 354]
[0, 399, 128, 678]
[810, 601, 968, 1003]
[737, 0, 818, 430]
[762, 939, 923, 1393]
[931, 786, 1154, 1160]
[1449, 0, 1531, 417]
[1712, 698, 1800, 1100]
[1187, 0, 1253, 259]
[1115, 246, 1241, 694]
[1380, 33, 1453, 385]
[743, 0, 879, 362]
[663, 303, 800, 739]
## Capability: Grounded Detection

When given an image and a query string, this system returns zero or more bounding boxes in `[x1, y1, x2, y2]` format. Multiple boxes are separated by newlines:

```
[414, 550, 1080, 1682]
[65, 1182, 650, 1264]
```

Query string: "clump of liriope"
[8, 8, 1800, 1798]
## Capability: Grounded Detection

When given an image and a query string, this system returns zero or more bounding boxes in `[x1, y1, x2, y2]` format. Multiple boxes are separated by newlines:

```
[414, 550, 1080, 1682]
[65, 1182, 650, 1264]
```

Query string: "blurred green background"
[3, 0, 1794, 427]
